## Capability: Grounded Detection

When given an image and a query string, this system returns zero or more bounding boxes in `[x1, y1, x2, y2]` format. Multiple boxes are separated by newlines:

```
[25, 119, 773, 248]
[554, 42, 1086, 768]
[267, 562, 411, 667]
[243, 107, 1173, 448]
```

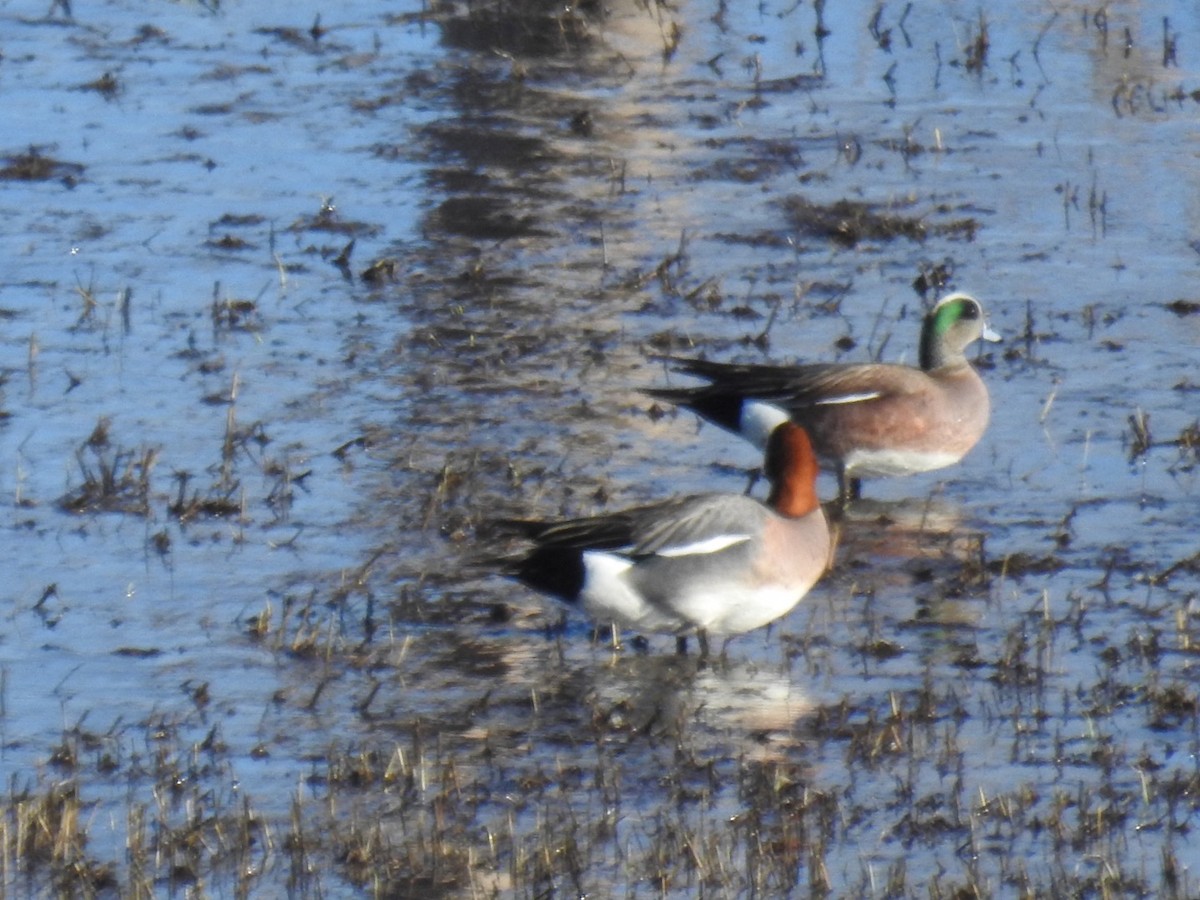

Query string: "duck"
[494, 422, 830, 654]
[646, 292, 999, 501]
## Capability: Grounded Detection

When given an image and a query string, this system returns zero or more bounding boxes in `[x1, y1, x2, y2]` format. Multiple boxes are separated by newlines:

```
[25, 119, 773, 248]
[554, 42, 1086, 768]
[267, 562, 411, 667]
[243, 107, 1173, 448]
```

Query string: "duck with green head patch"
[647, 292, 1000, 502]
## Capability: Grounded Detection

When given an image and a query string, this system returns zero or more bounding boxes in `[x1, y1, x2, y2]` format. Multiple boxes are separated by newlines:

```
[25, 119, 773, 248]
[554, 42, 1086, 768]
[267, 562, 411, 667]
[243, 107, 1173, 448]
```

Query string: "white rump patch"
[656, 534, 752, 558]
[740, 401, 791, 450]
[580, 551, 682, 632]
[582, 551, 632, 579]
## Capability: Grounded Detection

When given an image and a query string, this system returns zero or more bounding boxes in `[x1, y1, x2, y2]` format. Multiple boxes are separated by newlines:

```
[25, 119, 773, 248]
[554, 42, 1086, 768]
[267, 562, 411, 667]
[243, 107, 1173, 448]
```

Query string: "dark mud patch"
[431, 194, 552, 240]
[781, 194, 979, 247]
[435, 3, 597, 57]
[1165, 298, 1200, 316]
[0, 146, 84, 184]
[77, 70, 122, 99]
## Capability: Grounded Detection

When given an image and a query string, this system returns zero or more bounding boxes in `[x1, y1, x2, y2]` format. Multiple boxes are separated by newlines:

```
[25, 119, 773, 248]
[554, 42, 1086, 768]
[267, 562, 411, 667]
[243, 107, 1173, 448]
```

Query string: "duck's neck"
[920, 303, 969, 371]
[766, 423, 821, 518]
[920, 328, 963, 371]
[768, 476, 818, 519]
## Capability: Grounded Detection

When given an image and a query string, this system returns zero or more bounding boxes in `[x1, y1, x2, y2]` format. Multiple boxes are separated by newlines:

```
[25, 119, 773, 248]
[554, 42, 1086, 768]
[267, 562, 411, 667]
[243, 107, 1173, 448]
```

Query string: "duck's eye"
[957, 299, 980, 320]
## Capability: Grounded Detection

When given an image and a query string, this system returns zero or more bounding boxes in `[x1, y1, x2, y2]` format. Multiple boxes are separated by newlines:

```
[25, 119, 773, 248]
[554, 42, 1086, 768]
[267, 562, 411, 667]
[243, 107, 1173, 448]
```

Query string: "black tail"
[644, 384, 745, 434]
[513, 546, 586, 604]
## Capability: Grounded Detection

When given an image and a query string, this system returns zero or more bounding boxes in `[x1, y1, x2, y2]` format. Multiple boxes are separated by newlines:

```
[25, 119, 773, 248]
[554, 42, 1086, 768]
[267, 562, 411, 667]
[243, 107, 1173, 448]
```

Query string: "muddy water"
[1, 0, 1199, 894]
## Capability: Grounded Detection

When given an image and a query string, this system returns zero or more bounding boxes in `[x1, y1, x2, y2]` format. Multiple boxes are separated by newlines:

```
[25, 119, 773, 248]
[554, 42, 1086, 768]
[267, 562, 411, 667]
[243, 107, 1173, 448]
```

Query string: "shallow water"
[1, 0, 1199, 894]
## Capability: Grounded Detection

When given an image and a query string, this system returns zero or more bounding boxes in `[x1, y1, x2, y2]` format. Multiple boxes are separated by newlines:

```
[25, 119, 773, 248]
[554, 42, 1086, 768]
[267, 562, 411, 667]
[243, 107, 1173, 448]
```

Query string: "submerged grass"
[14, 473, 1200, 895]
[6, 608, 1200, 897]
[57, 418, 158, 516]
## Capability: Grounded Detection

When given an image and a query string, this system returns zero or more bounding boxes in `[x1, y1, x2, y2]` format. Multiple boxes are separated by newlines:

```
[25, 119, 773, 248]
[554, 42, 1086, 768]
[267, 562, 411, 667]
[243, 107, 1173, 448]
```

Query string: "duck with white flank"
[497, 422, 830, 654]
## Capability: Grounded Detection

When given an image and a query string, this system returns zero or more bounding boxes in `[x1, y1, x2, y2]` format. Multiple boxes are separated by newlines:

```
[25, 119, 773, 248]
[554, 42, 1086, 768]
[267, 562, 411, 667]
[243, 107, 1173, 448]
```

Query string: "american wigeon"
[647, 292, 999, 501]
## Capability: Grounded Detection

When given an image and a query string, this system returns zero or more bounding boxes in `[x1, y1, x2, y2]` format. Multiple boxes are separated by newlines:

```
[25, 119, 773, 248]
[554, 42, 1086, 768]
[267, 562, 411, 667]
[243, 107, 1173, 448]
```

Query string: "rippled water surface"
[1, 0, 1199, 894]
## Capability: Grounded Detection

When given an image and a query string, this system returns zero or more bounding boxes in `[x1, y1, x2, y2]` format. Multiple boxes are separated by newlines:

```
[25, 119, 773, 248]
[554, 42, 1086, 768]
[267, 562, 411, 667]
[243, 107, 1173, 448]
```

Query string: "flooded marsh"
[1, 0, 1199, 895]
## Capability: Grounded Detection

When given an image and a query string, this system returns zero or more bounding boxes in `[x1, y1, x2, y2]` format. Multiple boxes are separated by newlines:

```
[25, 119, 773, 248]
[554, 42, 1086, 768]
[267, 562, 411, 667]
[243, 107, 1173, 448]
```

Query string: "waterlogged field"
[1, 0, 1199, 895]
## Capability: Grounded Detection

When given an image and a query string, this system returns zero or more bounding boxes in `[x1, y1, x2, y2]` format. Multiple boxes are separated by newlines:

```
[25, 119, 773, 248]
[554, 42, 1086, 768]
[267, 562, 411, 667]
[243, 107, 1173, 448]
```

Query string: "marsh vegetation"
[0, 0, 1198, 895]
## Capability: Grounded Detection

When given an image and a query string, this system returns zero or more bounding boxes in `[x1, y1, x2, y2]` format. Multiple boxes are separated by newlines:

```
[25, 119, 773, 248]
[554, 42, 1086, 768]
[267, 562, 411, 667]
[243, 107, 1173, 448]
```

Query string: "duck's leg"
[607, 622, 622, 651]
[848, 477, 863, 500]
[719, 635, 735, 662]
[743, 466, 762, 496]
[836, 467, 863, 504]
[675, 634, 689, 655]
